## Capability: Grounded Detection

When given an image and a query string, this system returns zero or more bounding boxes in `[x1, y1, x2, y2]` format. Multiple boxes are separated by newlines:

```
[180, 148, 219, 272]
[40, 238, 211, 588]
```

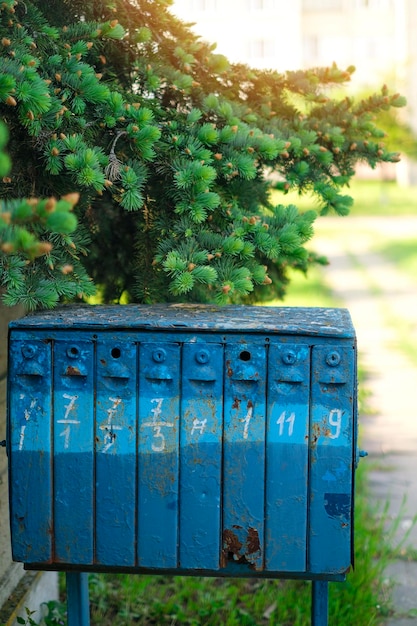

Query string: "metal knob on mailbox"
[6, 304, 359, 625]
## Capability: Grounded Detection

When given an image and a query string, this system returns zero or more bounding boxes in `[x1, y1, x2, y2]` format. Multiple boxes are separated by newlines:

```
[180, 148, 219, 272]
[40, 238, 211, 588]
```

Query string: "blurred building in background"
[172, 0, 417, 183]
[302, 0, 405, 90]
[171, 0, 303, 72]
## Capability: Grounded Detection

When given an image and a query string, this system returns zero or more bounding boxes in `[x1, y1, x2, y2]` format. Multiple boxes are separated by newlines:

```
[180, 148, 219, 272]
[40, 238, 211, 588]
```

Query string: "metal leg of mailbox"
[66, 572, 90, 626]
[311, 580, 328, 626]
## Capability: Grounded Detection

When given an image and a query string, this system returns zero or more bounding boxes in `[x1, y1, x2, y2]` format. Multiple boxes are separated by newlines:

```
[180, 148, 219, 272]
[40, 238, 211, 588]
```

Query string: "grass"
[374, 238, 417, 278]
[345, 248, 417, 369]
[272, 179, 417, 217]
[348, 180, 417, 216]
[274, 266, 339, 309]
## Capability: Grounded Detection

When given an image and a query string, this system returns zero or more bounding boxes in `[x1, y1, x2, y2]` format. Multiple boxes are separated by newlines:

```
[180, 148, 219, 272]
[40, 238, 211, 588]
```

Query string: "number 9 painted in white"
[328, 409, 342, 439]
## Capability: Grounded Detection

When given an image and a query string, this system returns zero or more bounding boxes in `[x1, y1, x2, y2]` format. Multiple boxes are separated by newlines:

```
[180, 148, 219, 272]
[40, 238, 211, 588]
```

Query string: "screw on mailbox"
[282, 350, 297, 365]
[152, 348, 166, 363]
[195, 349, 210, 364]
[21, 344, 37, 358]
[326, 351, 341, 366]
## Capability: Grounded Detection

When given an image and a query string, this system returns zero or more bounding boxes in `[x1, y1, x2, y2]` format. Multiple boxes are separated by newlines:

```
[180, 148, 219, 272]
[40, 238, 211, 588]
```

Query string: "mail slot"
[7, 304, 358, 580]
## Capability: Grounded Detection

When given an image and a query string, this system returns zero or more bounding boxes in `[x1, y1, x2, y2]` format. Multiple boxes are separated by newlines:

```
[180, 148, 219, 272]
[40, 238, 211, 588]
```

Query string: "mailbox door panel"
[8, 337, 53, 563]
[95, 339, 137, 566]
[266, 343, 309, 572]
[53, 338, 94, 564]
[138, 342, 180, 568]
[309, 344, 355, 574]
[179, 343, 223, 570]
[222, 342, 266, 571]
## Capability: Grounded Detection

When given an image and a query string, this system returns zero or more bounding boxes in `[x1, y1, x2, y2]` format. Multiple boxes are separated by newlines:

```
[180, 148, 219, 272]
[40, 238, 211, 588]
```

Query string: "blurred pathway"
[313, 216, 417, 625]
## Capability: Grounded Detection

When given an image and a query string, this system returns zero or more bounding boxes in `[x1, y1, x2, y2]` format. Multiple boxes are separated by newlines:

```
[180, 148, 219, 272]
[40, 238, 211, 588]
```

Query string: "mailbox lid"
[9, 304, 355, 338]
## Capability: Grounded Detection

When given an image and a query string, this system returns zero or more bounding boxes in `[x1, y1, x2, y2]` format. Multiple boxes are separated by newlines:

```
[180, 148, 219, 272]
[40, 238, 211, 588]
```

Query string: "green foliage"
[0, 116, 95, 309]
[0, 0, 405, 307]
[13, 600, 67, 625]
[16, 607, 39, 625]
[376, 108, 417, 160]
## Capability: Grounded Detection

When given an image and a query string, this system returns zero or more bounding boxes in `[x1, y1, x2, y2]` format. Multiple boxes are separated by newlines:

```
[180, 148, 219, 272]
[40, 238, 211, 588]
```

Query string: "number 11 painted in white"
[277, 411, 296, 437]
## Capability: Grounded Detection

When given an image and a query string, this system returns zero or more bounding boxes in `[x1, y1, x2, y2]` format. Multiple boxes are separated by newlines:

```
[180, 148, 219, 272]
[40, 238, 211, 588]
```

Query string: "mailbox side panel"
[309, 343, 355, 575]
[53, 338, 94, 565]
[8, 336, 53, 563]
[222, 342, 266, 571]
[266, 343, 310, 572]
[138, 342, 181, 568]
[179, 343, 223, 570]
[95, 338, 138, 566]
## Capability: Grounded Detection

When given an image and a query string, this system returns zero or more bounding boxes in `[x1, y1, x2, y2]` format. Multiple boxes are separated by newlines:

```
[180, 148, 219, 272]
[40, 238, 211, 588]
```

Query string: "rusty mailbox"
[7, 304, 358, 581]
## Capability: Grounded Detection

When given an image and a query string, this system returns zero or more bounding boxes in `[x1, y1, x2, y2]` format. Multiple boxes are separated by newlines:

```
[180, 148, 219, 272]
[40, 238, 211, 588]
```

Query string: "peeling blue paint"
[8, 304, 357, 581]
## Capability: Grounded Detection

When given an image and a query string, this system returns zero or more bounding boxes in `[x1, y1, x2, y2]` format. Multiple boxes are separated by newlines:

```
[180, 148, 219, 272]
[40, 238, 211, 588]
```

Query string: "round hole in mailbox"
[239, 350, 251, 362]
[67, 346, 80, 359]
[111, 347, 121, 359]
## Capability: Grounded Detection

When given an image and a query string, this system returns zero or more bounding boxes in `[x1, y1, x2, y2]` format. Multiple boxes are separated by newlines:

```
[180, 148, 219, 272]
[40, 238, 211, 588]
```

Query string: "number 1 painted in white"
[59, 425, 71, 449]
[242, 405, 253, 440]
[19, 398, 37, 450]
[18, 425, 26, 451]
[277, 411, 295, 437]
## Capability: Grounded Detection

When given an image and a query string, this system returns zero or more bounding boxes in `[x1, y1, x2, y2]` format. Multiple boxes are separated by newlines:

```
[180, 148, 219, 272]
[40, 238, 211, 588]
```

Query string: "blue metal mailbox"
[7, 304, 358, 624]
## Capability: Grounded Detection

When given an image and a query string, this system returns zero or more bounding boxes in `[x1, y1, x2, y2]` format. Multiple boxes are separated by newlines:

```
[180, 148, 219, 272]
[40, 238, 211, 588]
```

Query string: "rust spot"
[65, 365, 82, 376]
[226, 359, 233, 377]
[311, 419, 334, 445]
[222, 528, 243, 566]
[312, 423, 321, 437]
[222, 527, 262, 569]
[100, 358, 106, 366]
[246, 527, 260, 554]
[310, 424, 319, 447]
[247, 399, 253, 409]
[232, 397, 240, 410]
[223, 528, 242, 552]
